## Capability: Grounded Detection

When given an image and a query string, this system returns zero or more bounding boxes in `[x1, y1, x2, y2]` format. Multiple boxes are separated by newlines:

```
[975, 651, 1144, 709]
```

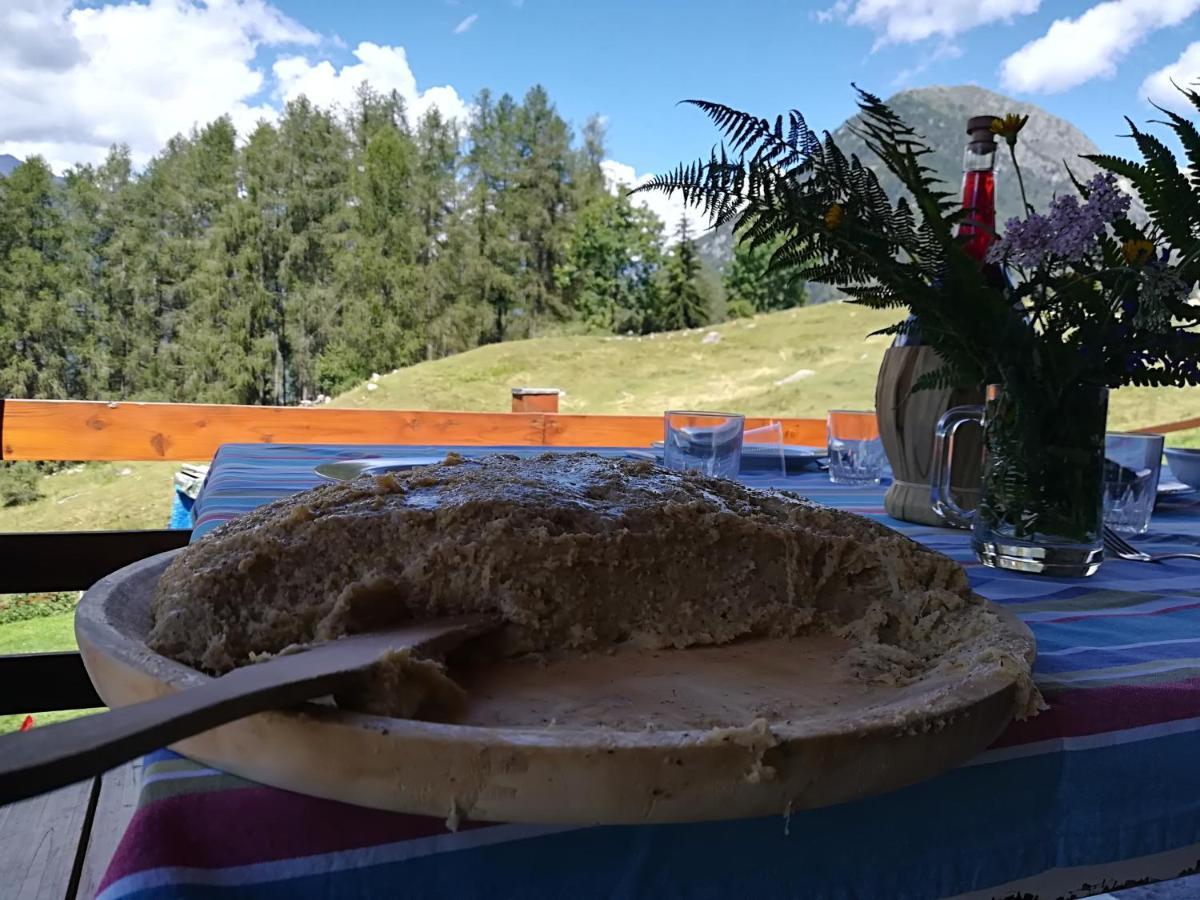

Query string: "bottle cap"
[966, 114, 998, 154]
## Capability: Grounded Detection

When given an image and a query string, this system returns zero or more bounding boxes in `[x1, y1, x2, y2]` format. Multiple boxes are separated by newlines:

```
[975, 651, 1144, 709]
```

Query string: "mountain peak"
[833, 84, 1101, 225]
[698, 85, 1106, 288]
[0, 154, 22, 177]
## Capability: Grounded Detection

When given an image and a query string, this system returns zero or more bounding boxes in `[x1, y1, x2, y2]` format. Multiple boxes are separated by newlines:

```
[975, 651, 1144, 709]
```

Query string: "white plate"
[315, 456, 447, 482]
[1157, 478, 1198, 498]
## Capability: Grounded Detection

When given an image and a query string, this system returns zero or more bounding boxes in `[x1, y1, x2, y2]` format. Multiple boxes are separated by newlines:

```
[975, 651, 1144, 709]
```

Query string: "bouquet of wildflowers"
[985, 110, 1200, 394]
[636, 86, 1200, 402]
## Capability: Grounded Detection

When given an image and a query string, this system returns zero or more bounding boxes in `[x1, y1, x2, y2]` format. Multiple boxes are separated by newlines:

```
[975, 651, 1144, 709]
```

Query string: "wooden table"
[0, 760, 139, 900]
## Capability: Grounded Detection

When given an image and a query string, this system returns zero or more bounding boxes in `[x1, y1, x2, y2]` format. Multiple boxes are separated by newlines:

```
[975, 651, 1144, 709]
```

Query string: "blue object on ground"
[168, 462, 209, 529]
[168, 489, 194, 529]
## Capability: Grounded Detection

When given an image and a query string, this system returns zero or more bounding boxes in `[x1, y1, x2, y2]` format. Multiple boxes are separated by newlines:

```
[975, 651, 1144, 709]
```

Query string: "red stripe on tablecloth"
[992, 674, 1200, 748]
[99, 786, 494, 891]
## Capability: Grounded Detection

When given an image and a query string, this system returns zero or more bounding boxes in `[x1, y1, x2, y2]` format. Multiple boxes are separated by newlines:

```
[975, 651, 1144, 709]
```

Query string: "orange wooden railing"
[1131, 416, 1200, 436]
[0, 399, 827, 462]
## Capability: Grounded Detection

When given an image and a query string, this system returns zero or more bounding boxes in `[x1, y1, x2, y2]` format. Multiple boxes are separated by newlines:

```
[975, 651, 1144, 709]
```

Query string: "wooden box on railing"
[511, 388, 561, 414]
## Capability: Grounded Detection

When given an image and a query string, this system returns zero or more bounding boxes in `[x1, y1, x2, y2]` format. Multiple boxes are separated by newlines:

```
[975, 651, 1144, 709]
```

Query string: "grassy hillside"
[335, 305, 901, 417]
[0, 462, 177, 533]
[334, 304, 1200, 438]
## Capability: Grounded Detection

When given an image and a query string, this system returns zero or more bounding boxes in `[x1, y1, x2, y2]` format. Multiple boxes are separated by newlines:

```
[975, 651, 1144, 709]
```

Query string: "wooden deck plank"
[75, 761, 142, 900]
[0, 777, 94, 900]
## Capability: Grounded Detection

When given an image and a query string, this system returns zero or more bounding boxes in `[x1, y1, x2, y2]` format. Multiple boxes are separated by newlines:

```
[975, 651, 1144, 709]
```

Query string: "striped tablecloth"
[96, 444, 1200, 900]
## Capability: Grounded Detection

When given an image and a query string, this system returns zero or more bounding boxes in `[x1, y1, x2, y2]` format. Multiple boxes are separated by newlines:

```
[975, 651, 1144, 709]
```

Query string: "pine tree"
[510, 85, 574, 333]
[556, 190, 664, 333]
[61, 156, 111, 398]
[656, 216, 709, 331]
[127, 120, 240, 400]
[0, 157, 76, 398]
[341, 124, 422, 373]
[723, 238, 806, 317]
[413, 108, 471, 360]
[169, 118, 250, 401]
[465, 89, 521, 342]
[276, 98, 352, 402]
[573, 115, 607, 204]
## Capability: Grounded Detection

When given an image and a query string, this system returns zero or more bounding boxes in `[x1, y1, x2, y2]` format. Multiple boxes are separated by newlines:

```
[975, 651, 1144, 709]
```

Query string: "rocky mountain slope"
[697, 84, 1114, 300]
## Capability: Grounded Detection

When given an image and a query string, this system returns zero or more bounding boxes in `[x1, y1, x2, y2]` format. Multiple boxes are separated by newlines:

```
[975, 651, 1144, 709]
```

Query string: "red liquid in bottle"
[891, 114, 1000, 347]
[958, 168, 995, 263]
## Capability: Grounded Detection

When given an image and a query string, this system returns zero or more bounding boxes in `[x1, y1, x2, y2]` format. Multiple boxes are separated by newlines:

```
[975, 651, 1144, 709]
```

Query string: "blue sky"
[3, 0, 1200, 192]
[266, 0, 1200, 172]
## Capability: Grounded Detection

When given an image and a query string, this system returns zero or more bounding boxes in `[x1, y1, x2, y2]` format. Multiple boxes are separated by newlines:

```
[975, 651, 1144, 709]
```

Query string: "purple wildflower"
[987, 173, 1131, 266]
[1083, 173, 1131, 223]
[987, 212, 1049, 267]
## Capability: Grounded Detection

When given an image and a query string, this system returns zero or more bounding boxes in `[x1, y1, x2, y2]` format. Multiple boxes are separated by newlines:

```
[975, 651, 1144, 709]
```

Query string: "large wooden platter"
[77, 550, 1035, 825]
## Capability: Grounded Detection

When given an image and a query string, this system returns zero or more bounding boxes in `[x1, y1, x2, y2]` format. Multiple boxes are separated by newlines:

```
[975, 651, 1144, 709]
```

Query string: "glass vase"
[932, 382, 1109, 577]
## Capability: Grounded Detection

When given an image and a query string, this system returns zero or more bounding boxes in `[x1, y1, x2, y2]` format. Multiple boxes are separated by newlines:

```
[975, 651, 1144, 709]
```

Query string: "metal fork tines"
[1103, 527, 1200, 563]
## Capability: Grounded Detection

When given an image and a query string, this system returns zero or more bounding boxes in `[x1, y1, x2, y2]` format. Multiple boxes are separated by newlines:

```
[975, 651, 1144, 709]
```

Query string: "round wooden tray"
[76, 550, 1035, 825]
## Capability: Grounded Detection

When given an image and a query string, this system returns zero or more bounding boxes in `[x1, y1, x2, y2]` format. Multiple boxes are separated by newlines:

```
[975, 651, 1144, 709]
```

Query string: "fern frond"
[1149, 101, 1200, 195]
[681, 100, 790, 161]
[912, 364, 967, 392]
[1125, 119, 1197, 243]
[1084, 153, 1146, 183]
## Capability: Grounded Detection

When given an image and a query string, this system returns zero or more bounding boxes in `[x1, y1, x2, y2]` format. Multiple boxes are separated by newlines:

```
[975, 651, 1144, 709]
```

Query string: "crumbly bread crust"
[148, 453, 1040, 718]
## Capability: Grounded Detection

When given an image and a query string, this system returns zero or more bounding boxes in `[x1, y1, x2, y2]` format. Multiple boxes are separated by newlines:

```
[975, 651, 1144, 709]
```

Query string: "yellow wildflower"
[990, 113, 1029, 147]
[1122, 239, 1155, 266]
[824, 203, 844, 231]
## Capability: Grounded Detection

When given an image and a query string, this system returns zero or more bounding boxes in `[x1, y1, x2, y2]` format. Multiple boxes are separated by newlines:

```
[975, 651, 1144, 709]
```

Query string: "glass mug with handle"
[930, 382, 1108, 578]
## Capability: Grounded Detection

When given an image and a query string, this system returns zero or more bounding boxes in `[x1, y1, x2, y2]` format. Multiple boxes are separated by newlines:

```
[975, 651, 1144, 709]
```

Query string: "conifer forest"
[0, 84, 806, 408]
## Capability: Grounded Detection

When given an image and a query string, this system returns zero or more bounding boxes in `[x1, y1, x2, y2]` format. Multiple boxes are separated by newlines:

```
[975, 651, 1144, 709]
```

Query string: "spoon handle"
[0, 614, 499, 804]
[0, 657, 357, 805]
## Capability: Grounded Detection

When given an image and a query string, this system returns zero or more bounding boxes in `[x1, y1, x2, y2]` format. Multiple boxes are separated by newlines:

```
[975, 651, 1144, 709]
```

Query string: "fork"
[1103, 526, 1200, 563]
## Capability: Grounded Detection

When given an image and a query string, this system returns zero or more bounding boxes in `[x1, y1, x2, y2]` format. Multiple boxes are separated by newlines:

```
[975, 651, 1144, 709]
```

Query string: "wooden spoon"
[0, 614, 500, 805]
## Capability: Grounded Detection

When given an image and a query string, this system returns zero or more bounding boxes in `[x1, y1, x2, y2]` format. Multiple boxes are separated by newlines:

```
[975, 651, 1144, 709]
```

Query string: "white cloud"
[453, 13, 478, 34]
[1, 0, 84, 72]
[0, 2, 466, 171]
[820, 0, 1039, 45]
[273, 42, 468, 128]
[0, 0, 318, 170]
[601, 160, 712, 244]
[1141, 41, 1200, 113]
[1001, 0, 1200, 94]
[891, 40, 962, 86]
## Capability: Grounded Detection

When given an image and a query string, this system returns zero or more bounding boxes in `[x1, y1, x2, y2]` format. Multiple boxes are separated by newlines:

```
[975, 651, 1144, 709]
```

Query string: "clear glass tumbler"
[1103, 432, 1164, 535]
[827, 410, 885, 485]
[663, 411, 745, 479]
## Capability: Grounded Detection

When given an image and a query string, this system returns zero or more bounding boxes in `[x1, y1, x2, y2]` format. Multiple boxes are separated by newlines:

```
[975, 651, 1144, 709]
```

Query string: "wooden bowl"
[76, 550, 1035, 825]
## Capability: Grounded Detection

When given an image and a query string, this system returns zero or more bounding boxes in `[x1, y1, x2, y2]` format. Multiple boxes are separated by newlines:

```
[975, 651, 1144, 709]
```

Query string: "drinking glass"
[663, 411, 745, 479]
[827, 410, 885, 485]
[933, 384, 1108, 578]
[1103, 432, 1164, 535]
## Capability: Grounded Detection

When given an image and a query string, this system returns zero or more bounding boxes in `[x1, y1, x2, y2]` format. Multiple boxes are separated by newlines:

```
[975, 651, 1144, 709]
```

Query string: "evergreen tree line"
[0, 82, 806, 408]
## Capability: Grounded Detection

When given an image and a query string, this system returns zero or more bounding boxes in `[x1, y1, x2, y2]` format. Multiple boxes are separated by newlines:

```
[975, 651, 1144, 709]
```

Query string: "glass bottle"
[894, 114, 1001, 345]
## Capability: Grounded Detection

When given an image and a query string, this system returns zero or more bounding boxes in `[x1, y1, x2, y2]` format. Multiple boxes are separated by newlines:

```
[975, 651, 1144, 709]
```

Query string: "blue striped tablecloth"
[96, 443, 1200, 900]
